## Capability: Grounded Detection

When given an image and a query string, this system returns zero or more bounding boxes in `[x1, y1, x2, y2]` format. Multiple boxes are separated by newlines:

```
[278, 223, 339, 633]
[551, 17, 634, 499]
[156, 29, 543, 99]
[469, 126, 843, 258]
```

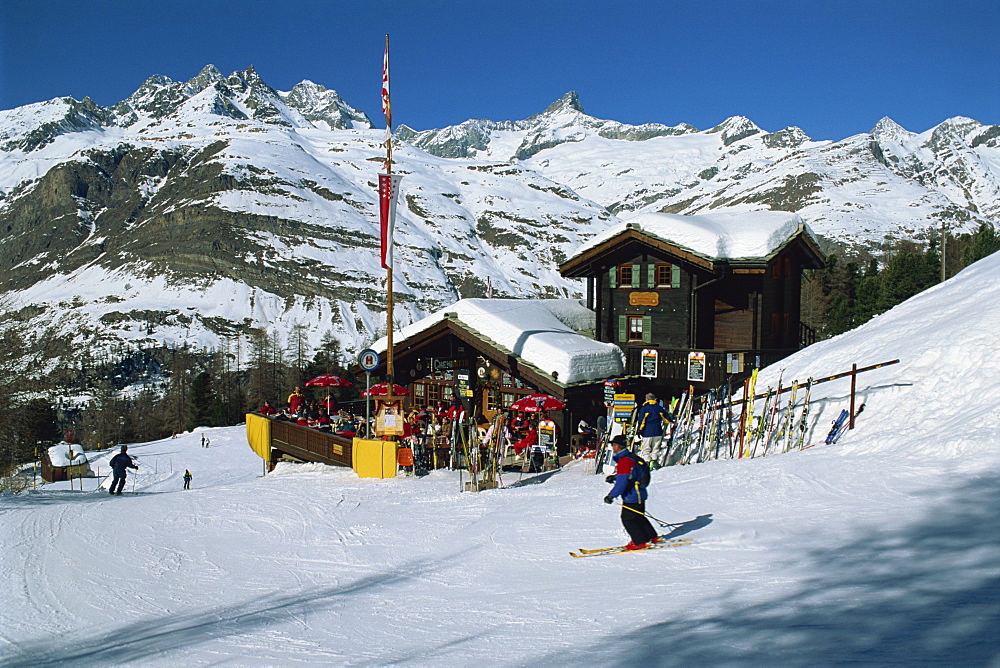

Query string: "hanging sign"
[603, 380, 622, 407]
[687, 351, 707, 382]
[640, 349, 658, 378]
[456, 371, 473, 398]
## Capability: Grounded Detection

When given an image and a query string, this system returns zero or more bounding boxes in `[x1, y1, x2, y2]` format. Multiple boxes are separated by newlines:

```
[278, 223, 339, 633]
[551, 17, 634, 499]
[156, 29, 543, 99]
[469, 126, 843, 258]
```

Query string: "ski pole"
[615, 502, 678, 528]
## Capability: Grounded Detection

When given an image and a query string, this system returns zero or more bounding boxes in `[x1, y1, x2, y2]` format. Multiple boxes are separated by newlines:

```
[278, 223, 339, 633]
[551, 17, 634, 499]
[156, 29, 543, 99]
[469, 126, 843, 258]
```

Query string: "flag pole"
[382, 34, 395, 407]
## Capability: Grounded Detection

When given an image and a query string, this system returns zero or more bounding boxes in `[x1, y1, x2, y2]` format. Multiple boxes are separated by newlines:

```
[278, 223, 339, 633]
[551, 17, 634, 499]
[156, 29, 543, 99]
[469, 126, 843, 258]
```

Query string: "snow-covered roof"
[571, 209, 819, 262]
[47, 442, 88, 467]
[375, 298, 624, 385]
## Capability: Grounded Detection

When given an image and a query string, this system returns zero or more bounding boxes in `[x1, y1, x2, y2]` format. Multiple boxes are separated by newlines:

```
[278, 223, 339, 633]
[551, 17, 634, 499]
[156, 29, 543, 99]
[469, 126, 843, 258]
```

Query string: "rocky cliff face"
[0, 65, 998, 382]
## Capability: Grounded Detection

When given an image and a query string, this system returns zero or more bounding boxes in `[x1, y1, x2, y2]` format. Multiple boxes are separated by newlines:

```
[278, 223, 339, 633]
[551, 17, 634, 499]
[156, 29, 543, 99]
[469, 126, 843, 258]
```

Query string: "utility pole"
[941, 220, 947, 282]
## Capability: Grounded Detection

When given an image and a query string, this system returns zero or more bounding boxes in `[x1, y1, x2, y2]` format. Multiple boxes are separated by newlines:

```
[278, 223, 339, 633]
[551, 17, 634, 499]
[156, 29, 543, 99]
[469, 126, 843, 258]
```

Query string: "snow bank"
[753, 249, 1000, 460]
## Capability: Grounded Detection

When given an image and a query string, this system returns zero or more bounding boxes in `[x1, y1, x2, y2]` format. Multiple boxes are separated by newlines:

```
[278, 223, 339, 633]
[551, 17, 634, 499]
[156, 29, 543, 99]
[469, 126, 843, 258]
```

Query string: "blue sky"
[1, 0, 997, 140]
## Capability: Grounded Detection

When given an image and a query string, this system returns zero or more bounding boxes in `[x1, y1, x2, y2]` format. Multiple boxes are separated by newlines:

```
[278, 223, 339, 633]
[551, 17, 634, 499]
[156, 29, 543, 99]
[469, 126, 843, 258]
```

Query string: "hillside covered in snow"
[1, 65, 998, 374]
[1, 250, 997, 666]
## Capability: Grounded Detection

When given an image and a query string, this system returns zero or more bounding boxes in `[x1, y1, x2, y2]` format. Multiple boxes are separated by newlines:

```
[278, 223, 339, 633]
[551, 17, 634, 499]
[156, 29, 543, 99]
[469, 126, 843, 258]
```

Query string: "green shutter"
[647, 264, 655, 289]
[642, 315, 652, 343]
[618, 315, 627, 342]
[608, 266, 617, 289]
[671, 264, 681, 289]
[631, 264, 640, 288]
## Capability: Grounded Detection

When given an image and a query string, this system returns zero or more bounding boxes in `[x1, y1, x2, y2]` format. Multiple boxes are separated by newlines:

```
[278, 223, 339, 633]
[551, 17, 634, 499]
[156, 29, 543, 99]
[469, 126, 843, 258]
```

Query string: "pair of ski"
[569, 536, 692, 558]
[802, 403, 865, 449]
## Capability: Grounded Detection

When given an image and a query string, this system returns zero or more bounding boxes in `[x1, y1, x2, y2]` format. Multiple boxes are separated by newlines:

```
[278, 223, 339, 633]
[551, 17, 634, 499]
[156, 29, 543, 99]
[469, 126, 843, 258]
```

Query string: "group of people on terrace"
[259, 387, 366, 437]
[260, 383, 628, 475]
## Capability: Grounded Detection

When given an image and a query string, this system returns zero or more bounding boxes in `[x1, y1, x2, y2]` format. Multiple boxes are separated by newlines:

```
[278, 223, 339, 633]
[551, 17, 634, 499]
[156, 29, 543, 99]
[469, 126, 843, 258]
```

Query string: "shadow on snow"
[549, 472, 1000, 666]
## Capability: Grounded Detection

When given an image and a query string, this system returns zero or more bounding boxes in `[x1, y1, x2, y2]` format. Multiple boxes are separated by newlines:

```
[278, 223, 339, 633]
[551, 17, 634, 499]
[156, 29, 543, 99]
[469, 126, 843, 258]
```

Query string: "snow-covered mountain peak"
[0, 95, 110, 152]
[870, 116, 914, 144]
[222, 65, 268, 92]
[538, 91, 585, 116]
[186, 64, 226, 92]
[707, 116, 764, 146]
[279, 80, 374, 130]
[2, 65, 999, 377]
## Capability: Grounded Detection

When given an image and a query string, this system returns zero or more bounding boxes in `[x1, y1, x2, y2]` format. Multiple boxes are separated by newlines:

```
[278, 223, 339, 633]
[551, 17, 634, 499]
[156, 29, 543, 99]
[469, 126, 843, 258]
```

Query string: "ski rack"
[657, 358, 900, 465]
[697, 359, 899, 415]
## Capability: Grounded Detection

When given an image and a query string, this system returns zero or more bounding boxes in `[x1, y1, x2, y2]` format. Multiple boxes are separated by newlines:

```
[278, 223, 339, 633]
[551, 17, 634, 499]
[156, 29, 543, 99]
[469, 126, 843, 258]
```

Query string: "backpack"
[628, 454, 651, 488]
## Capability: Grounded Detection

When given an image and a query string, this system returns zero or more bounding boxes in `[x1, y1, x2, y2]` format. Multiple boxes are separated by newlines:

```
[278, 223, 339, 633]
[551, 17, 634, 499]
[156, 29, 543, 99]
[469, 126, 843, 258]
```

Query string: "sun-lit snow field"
[2, 254, 999, 666]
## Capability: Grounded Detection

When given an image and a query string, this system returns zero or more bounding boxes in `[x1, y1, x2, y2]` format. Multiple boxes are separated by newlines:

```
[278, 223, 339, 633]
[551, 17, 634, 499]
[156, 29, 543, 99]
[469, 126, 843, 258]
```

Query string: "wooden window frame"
[618, 264, 635, 288]
[654, 263, 672, 288]
[627, 315, 643, 341]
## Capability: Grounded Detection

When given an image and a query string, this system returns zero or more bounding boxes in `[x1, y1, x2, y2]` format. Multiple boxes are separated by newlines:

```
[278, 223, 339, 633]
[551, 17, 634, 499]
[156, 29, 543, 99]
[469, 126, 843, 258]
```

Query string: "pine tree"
[961, 222, 1000, 267]
[854, 258, 882, 324]
[879, 249, 939, 313]
[187, 371, 217, 430]
[246, 329, 287, 411]
[161, 346, 196, 436]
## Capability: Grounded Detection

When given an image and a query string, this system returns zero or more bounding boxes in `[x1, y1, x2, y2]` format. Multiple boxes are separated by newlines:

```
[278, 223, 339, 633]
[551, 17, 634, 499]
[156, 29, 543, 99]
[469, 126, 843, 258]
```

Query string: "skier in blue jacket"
[603, 435, 660, 549]
[634, 393, 673, 461]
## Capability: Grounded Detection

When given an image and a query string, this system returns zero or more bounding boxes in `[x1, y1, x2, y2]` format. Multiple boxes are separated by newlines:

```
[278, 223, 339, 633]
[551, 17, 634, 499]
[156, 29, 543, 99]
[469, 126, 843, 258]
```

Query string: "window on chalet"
[652, 263, 681, 288]
[608, 264, 639, 288]
[770, 313, 791, 334]
[618, 264, 634, 288]
[619, 314, 652, 343]
[486, 389, 499, 412]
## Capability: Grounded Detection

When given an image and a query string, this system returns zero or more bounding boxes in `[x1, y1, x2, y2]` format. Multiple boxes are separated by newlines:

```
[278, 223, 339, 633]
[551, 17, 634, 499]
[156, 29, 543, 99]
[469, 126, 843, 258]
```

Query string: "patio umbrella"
[361, 383, 410, 397]
[304, 374, 354, 388]
[510, 393, 567, 413]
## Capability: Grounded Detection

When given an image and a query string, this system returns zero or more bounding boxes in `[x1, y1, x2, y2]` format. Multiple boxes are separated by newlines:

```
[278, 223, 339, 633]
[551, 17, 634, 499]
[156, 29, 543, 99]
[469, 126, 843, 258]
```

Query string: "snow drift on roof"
[47, 443, 88, 467]
[573, 209, 817, 261]
[376, 298, 624, 385]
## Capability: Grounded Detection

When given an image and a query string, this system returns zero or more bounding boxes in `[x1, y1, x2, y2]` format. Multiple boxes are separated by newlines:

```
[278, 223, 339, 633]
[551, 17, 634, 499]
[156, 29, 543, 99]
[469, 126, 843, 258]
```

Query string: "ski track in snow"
[2, 431, 996, 666]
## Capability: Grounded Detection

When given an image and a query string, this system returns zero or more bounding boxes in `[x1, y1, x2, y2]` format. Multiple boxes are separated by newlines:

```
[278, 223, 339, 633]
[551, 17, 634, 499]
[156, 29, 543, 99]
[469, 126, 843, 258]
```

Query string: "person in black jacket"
[108, 445, 138, 495]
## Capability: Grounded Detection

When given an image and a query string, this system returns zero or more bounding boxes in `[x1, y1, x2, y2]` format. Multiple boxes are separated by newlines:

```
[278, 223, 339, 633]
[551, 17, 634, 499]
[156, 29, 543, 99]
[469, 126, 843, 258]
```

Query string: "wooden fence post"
[849, 363, 857, 430]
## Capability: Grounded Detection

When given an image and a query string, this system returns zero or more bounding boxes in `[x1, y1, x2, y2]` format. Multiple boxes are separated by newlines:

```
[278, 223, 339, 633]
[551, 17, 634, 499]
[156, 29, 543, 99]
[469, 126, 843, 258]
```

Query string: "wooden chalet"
[363, 298, 625, 455]
[41, 443, 91, 483]
[559, 209, 825, 397]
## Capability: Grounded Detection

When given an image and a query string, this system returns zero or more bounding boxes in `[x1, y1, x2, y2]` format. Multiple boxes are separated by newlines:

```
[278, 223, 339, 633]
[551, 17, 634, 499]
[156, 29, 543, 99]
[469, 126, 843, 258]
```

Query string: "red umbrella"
[361, 383, 410, 397]
[510, 393, 566, 413]
[304, 374, 354, 388]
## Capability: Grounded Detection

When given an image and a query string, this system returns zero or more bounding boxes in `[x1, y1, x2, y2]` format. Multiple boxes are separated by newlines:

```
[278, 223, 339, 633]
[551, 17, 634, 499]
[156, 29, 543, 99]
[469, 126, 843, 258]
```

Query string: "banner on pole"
[381, 37, 392, 136]
[378, 173, 404, 270]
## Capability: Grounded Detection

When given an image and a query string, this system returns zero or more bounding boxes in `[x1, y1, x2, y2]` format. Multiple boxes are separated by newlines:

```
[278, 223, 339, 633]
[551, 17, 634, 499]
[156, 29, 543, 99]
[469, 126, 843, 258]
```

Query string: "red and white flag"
[378, 173, 404, 270]
[381, 38, 392, 135]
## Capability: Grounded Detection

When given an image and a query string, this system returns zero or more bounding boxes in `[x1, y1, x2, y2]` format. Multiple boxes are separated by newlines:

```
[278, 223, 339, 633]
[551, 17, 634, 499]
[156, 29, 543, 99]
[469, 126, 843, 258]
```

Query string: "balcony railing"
[623, 347, 800, 387]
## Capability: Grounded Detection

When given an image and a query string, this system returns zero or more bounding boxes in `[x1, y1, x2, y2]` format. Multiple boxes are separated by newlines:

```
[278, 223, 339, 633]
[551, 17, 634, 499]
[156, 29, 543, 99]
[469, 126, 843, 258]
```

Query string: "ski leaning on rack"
[823, 409, 850, 445]
[830, 403, 865, 443]
[804, 403, 867, 449]
[569, 537, 692, 558]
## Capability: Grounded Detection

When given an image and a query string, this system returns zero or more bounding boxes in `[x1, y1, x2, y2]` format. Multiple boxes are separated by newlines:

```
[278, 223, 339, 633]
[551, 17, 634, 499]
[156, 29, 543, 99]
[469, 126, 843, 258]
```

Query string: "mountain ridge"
[0, 65, 997, 384]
